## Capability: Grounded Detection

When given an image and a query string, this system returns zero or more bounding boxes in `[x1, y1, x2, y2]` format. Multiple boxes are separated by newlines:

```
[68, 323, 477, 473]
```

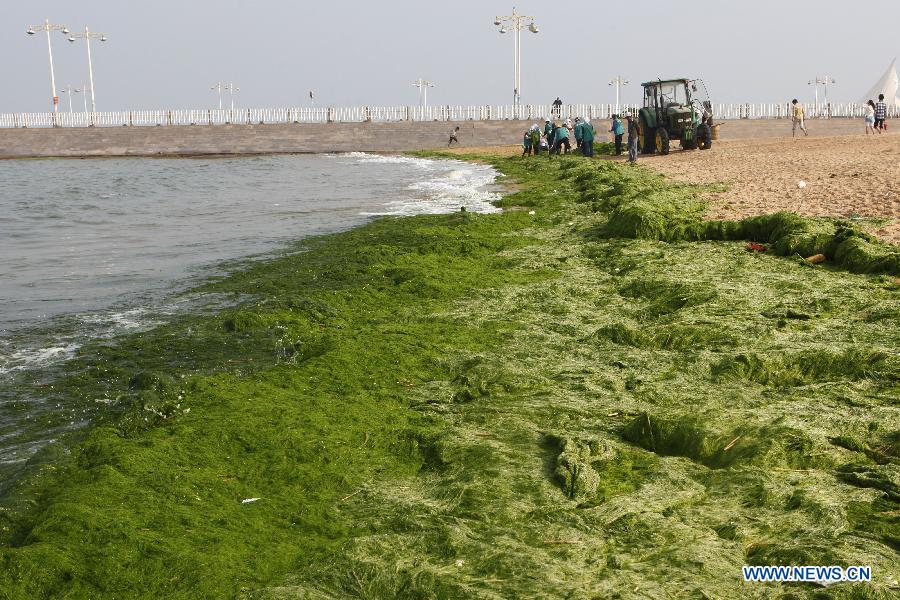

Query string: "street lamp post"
[609, 76, 629, 114]
[225, 83, 239, 111]
[819, 76, 836, 118]
[493, 9, 539, 111]
[413, 78, 435, 108]
[807, 76, 836, 118]
[59, 85, 82, 113]
[212, 82, 224, 110]
[67, 26, 108, 113]
[807, 79, 820, 117]
[26, 19, 69, 113]
[211, 82, 239, 110]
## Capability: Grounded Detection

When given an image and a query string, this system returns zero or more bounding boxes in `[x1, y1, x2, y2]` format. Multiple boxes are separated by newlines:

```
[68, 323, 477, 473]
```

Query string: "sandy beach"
[640, 132, 900, 244]
[445, 131, 900, 243]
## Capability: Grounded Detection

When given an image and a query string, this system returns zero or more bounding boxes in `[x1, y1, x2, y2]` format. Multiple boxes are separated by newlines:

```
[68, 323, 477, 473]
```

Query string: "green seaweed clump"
[554, 158, 900, 275]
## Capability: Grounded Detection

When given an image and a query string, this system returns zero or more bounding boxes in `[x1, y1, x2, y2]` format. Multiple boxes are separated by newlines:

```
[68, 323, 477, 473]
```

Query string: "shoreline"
[1, 150, 897, 597]
[0, 152, 502, 478]
[441, 131, 900, 245]
[0, 119, 879, 159]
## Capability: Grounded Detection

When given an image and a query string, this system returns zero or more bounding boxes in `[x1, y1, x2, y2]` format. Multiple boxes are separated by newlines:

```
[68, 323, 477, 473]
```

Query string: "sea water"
[0, 153, 500, 477]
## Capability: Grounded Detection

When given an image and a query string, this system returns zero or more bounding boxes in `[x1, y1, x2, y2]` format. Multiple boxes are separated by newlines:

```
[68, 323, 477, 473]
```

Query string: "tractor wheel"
[697, 124, 712, 150]
[655, 129, 670, 155]
[640, 121, 655, 154]
[682, 129, 698, 150]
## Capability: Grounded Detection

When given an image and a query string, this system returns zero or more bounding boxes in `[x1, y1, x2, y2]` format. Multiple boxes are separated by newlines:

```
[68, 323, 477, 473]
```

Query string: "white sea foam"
[342, 152, 435, 169]
[344, 153, 502, 216]
[80, 307, 154, 331]
[1, 308, 160, 378]
[395, 167, 501, 216]
[0, 343, 80, 377]
[0, 438, 59, 465]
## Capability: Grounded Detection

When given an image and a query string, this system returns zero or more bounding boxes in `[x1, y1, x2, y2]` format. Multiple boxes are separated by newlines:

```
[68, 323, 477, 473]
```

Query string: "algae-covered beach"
[1, 150, 898, 598]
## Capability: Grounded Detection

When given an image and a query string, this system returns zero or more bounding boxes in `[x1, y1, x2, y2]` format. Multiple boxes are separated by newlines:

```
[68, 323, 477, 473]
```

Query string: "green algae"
[1, 151, 898, 599]
[711, 349, 897, 387]
[549, 156, 900, 275]
[0, 211, 550, 598]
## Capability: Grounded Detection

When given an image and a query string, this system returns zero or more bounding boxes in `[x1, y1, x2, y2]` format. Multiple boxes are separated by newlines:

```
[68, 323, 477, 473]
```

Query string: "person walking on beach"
[580, 118, 595, 157]
[448, 126, 460, 147]
[609, 114, 625, 155]
[874, 94, 887, 133]
[791, 99, 808, 138]
[865, 100, 877, 135]
[522, 130, 534, 156]
[626, 115, 640, 164]
[552, 97, 563, 118]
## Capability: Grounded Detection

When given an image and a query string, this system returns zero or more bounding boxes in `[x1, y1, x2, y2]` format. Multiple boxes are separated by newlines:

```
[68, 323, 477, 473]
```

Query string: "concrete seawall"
[0, 118, 869, 158]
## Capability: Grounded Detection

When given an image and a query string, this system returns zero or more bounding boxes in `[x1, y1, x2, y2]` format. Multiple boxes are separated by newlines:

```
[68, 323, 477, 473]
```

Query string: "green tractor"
[637, 78, 714, 155]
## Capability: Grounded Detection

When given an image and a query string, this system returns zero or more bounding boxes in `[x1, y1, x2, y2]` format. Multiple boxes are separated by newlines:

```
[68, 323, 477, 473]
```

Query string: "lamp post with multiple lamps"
[413, 78, 435, 108]
[493, 9, 539, 111]
[212, 82, 240, 111]
[212, 82, 224, 110]
[66, 26, 108, 114]
[26, 19, 69, 114]
[225, 83, 239, 111]
[807, 76, 836, 118]
[77, 85, 88, 112]
[58, 85, 84, 113]
[609, 76, 628, 115]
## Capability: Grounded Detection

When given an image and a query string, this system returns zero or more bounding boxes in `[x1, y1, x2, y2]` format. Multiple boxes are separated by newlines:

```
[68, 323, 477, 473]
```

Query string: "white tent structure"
[860, 58, 900, 107]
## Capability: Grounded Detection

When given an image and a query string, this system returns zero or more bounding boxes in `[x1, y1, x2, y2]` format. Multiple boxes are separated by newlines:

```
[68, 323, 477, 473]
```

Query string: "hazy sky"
[4, 0, 899, 113]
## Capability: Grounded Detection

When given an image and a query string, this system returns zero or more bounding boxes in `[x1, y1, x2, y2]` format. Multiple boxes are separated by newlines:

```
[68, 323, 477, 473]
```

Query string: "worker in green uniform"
[580, 118, 595, 157]
[573, 117, 582, 150]
[530, 126, 542, 155]
[543, 119, 554, 142]
[551, 122, 570, 155]
[609, 114, 625, 155]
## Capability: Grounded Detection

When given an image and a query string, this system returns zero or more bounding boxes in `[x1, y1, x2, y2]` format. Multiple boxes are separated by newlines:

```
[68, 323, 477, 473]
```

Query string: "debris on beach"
[745, 242, 767, 252]
[805, 253, 826, 264]
[797, 180, 807, 189]
[241, 498, 261, 504]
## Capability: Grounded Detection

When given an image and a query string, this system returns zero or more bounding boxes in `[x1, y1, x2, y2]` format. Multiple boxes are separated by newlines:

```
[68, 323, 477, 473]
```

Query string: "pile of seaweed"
[559, 159, 900, 275]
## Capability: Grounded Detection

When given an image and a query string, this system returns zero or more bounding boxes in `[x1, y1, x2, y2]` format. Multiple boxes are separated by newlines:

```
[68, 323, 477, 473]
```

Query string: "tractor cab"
[638, 78, 714, 155]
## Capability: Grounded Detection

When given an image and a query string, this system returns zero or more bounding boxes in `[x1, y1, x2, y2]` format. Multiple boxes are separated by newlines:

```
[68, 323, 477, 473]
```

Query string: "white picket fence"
[0, 102, 896, 129]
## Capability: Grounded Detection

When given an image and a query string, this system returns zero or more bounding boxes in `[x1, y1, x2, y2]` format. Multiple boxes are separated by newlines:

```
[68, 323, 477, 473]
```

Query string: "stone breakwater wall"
[0, 119, 869, 158]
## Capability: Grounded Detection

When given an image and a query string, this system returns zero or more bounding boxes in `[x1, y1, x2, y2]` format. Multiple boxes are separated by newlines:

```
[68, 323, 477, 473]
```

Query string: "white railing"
[0, 103, 896, 129]
[710, 102, 900, 120]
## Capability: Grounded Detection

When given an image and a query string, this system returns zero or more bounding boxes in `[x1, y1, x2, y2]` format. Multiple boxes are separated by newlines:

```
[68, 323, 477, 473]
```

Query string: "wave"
[0, 342, 80, 377]
[341, 152, 435, 169]
[338, 154, 502, 217]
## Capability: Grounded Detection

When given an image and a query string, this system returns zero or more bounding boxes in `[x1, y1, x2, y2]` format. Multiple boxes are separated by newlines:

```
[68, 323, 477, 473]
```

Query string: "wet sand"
[444, 131, 900, 243]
